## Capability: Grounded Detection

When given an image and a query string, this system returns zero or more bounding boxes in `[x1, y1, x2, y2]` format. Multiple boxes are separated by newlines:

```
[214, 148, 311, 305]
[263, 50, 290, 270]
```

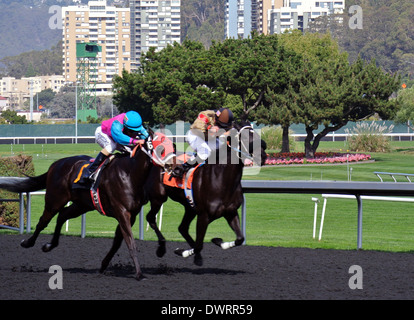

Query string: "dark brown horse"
[0, 136, 157, 280]
[145, 121, 267, 266]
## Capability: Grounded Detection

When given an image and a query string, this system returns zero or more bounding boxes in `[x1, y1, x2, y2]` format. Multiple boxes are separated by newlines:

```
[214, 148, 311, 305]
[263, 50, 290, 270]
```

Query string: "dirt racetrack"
[1, 233, 414, 301]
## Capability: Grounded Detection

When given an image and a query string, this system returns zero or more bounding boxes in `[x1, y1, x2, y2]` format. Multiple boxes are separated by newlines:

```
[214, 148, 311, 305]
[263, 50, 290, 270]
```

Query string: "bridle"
[228, 125, 256, 163]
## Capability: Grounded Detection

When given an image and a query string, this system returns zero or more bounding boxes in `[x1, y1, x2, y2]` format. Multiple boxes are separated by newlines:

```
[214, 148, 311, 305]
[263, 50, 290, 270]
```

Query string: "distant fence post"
[19, 193, 25, 234]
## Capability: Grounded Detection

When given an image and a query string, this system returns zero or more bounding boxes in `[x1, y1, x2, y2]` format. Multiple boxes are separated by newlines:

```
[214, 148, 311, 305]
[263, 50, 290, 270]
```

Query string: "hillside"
[0, 1, 65, 61]
[308, 0, 414, 81]
[1, 0, 412, 82]
[0, 0, 224, 62]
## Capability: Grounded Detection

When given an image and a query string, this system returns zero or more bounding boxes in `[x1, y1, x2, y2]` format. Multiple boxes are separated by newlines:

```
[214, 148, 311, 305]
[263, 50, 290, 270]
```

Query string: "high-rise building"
[225, 0, 259, 39]
[268, 0, 345, 34]
[130, 0, 181, 69]
[62, 0, 131, 95]
[225, 0, 344, 38]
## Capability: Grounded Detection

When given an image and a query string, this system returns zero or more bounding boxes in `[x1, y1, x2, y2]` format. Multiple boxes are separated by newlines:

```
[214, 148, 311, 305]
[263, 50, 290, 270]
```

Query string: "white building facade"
[130, 0, 181, 68]
[62, 0, 131, 95]
[225, 0, 345, 38]
[268, 0, 345, 34]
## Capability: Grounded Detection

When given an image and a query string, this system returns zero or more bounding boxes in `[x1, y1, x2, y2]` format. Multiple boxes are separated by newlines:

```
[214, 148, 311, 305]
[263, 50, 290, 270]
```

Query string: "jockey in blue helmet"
[85, 111, 149, 181]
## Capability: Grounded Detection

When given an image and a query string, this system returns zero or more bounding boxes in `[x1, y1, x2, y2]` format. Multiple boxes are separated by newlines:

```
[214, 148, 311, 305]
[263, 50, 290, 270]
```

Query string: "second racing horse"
[0, 134, 158, 280]
[145, 121, 267, 266]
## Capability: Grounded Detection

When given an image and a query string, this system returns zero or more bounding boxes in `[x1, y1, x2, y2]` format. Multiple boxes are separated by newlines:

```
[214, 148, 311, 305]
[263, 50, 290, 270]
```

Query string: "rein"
[137, 136, 176, 168]
[228, 125, 255, 162]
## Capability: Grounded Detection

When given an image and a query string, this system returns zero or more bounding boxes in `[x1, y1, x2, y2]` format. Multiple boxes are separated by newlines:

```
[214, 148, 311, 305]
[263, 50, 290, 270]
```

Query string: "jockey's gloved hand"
[132, 139, 144, 145]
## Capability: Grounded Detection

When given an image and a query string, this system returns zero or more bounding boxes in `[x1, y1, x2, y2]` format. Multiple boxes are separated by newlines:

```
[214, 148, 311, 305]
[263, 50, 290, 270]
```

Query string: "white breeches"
[95, 126, 118, 154]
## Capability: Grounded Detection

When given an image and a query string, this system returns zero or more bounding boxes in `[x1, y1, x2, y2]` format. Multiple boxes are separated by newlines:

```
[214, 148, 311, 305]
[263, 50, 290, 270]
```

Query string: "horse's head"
[132, 127, 177, 170]
[230, 120, 267, 166]
[130, 126, 155, 160]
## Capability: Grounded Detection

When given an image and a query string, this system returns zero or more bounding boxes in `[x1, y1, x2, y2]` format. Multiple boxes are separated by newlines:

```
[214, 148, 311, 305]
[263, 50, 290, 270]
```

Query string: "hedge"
[0, 155, 35, 228]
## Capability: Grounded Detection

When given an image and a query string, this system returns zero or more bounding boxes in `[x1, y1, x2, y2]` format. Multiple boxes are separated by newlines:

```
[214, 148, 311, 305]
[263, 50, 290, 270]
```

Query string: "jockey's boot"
[87, 152, 107, 181]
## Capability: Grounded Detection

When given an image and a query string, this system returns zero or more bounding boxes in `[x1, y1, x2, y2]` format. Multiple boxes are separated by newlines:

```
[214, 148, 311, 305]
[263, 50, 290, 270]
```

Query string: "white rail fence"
[311, 172, 414, 242]
[2, 174, 414, 250]
[1, 132, 414, 145]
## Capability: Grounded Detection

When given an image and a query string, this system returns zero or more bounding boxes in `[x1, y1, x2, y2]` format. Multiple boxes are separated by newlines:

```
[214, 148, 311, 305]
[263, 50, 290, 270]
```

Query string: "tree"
[113, 34, 291, 125]
[113, 69, 155, 124]
[113, 40, 226, 125]
[394, 86, 414, 129]
[33, 88, 55, 109]
[210, 33, 289, 120]
[47, 90, 76, 119]
[252, 31, 303, 152]
[298, 54, 400, 158]
[254, 32, 400, 157]
[0, 110, 28, 124]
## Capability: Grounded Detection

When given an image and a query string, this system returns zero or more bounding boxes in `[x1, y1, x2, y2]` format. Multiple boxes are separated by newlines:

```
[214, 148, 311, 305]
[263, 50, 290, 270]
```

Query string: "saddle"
[163, 154, 203, 208]
[72, 155, 114, 215]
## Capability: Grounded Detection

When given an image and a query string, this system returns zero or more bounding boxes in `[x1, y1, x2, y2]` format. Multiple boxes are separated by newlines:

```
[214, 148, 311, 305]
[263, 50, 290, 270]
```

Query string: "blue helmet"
[123, 111, 143, 132]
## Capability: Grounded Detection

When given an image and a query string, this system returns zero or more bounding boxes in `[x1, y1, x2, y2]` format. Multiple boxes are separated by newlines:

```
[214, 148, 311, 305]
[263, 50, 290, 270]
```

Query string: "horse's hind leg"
[146, 202, 167, 257]
[20, 211, 55, 248]
[21, 191, 70, 249]
[212, 212, 244, 249]
[42, 203, 87, 252]
[100, 224, 123, 273]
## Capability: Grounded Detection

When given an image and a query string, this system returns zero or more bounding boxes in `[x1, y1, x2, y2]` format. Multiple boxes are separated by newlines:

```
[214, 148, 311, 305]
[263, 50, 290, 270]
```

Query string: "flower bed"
[246, 152, 372, 166]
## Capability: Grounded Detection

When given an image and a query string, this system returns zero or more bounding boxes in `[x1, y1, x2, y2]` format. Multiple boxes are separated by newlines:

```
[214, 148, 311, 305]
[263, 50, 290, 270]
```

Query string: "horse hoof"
[156, 246, 166, 258]
[211, 238, 223, 247]
[174, 248, 185, 256]
[42, 243, 53, 252]
[174, 248, 194, 258]
[194, 255, 203, 266]
[136, 274, 147, 281]
[20, 239, 34, 248]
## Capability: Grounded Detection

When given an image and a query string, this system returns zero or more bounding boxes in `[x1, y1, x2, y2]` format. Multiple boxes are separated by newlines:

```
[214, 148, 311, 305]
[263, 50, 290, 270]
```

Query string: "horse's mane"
[233, 119, 252, 130]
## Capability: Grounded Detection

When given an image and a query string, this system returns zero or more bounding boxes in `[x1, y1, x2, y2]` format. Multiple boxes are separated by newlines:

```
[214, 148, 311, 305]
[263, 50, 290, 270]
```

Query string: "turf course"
[1, 141, 414, 252]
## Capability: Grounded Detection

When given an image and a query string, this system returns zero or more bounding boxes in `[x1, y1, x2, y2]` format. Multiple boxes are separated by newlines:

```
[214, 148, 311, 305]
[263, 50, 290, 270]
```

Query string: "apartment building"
[0, 96, 9, 111]
[62, 0, 131, 95]
[130, 0, 181, 68]
[268, 0, 345, 34]
[225, 0, 344, 38]
[0, 75, 65, 109]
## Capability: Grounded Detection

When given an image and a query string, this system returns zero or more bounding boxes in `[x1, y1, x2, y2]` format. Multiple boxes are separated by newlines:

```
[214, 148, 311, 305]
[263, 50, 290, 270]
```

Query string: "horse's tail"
[0, 173, 48, 193]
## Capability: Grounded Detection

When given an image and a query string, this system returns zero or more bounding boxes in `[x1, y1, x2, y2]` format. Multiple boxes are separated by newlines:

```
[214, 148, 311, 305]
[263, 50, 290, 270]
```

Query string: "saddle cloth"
[72, 156, 112, 215]
[163, 154, 203, 208]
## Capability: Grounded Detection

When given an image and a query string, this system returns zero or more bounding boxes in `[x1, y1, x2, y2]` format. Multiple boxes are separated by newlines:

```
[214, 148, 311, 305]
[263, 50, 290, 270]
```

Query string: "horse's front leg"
[101, 209, 140, 276]
[174, 208, 205, 265]
[177, 205, 197, 247]
[117, 210, 145, 281]
[211, 212, 244, 250]
[146, 202, 167, 257]
[192, 214, 209, 266]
